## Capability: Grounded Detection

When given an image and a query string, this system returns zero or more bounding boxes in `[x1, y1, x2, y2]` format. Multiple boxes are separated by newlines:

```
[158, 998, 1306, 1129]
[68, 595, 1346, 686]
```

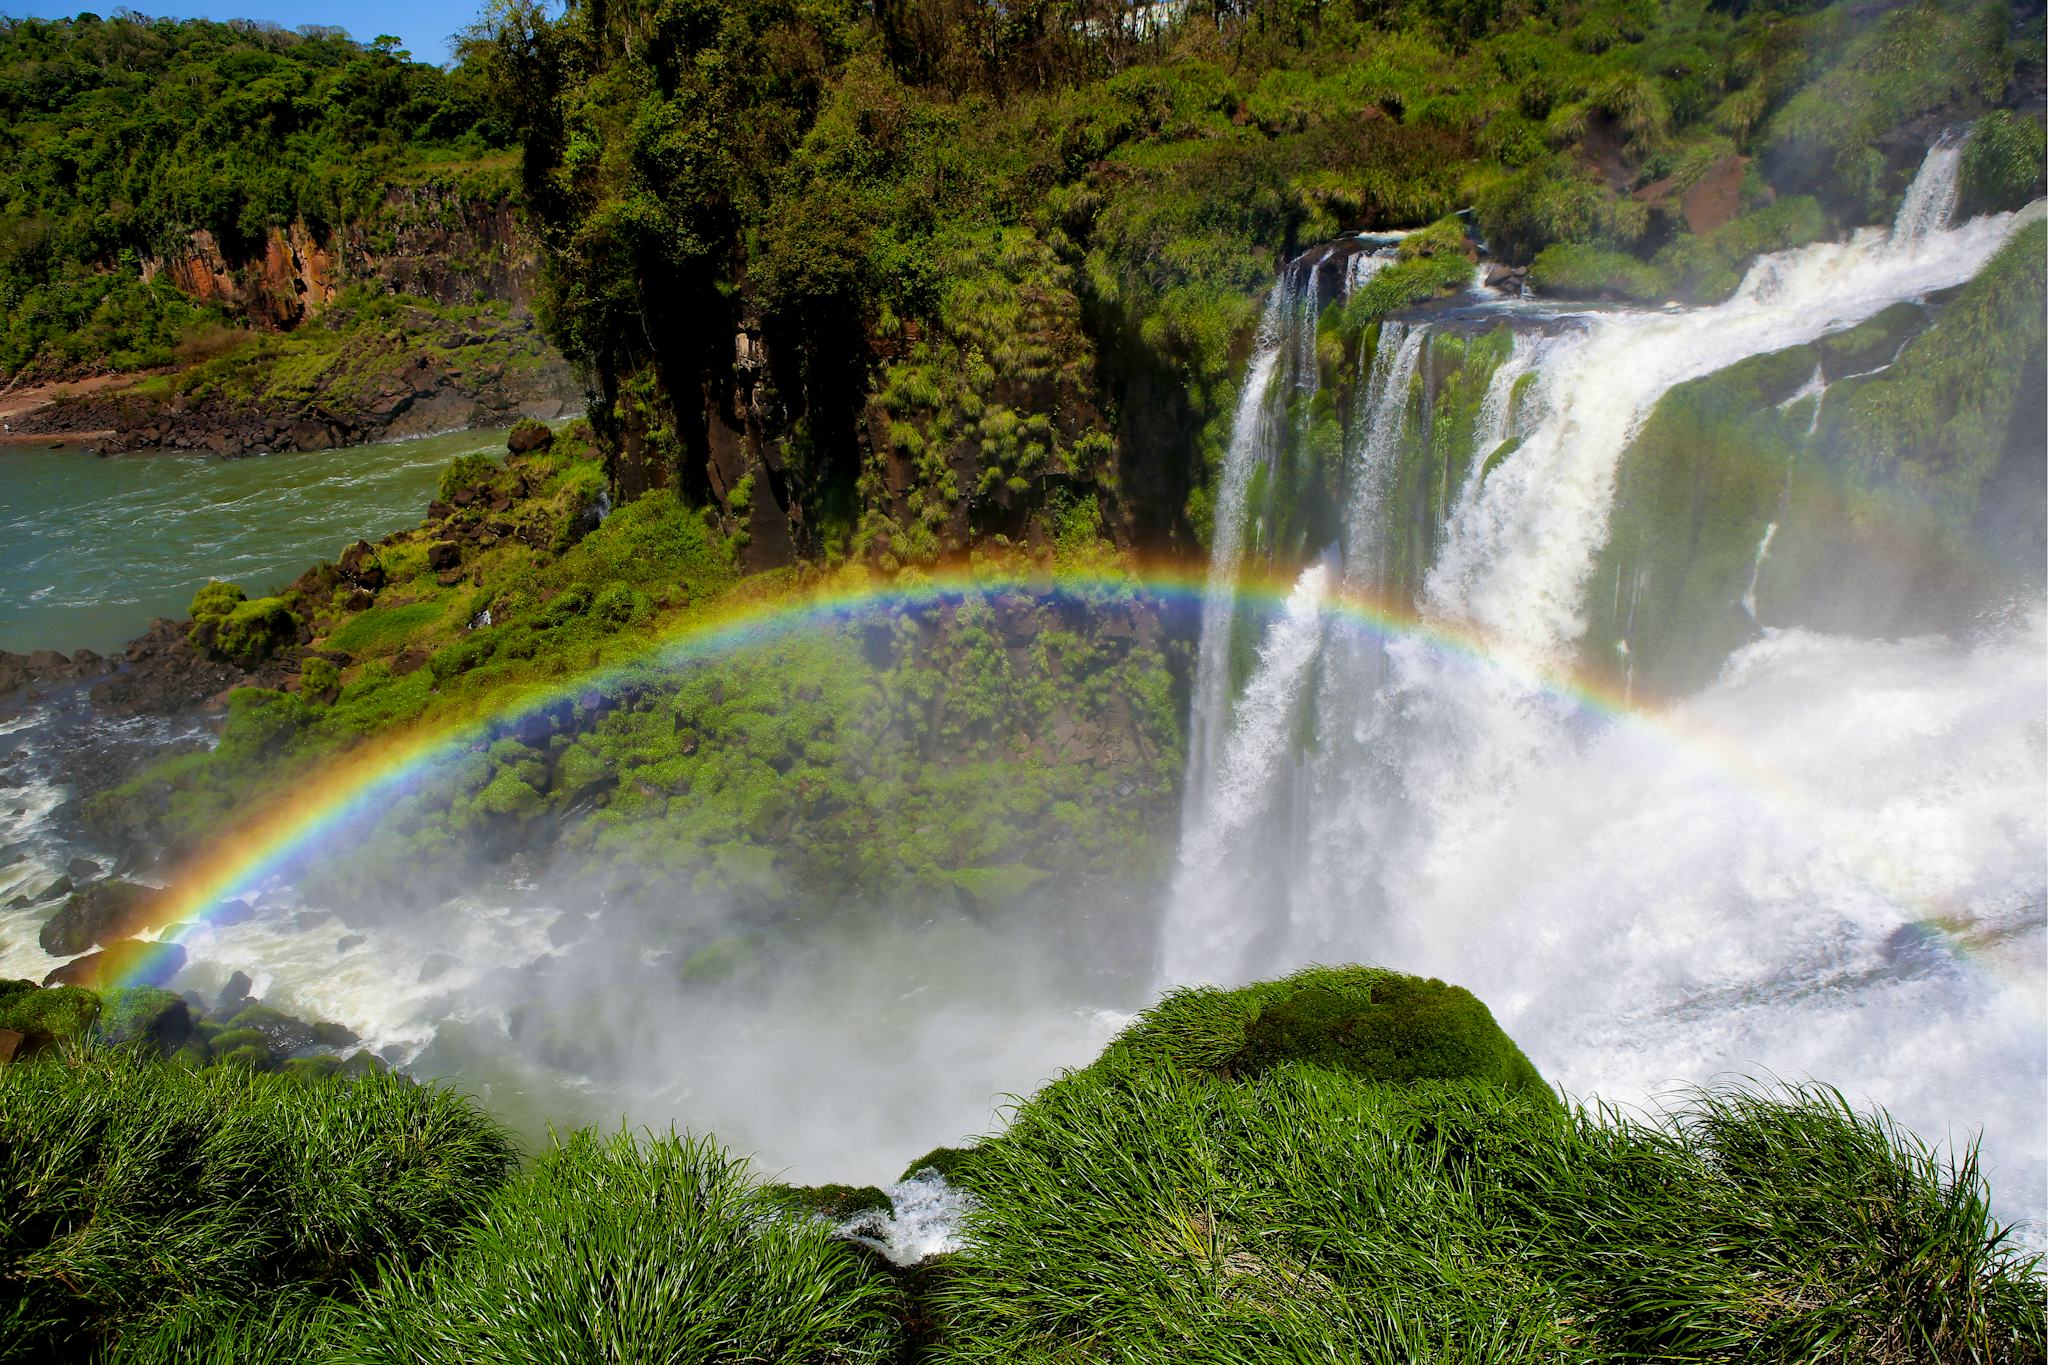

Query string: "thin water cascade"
[1166, 145, 2046, 1229]
[1891, 134, 1964, 243]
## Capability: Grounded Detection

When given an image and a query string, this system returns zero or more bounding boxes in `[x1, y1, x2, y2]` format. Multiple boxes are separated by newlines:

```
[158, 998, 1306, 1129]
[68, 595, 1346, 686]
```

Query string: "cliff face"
[139, 180, 543, 336]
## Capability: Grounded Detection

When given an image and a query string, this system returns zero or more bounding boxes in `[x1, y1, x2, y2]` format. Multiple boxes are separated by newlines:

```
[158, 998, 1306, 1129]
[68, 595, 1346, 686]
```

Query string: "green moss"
[898, 1145, 981, 1186]
[326, 602, 447, 657]
[0, 984, 100, 1040]
[1959, 109, 2047, 218]
[1531, 242, 1670, 300]
[187, 582, 300, 668]
[1232, 976, 1549, 1097]
[761, 1183, 895, 1221]
[94, 988, 188, 1048]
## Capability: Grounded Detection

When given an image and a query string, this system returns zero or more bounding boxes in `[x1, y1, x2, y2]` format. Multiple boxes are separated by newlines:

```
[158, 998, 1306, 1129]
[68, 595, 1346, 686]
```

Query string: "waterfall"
[1892, 135, 1964, 243]
[1166, 147, 2045, 1229]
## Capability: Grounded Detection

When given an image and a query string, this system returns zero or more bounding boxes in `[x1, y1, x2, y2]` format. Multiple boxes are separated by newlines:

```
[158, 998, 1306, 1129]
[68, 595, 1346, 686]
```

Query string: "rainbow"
[119, 555, 2017, 995]
[116, 558, 1641, 973]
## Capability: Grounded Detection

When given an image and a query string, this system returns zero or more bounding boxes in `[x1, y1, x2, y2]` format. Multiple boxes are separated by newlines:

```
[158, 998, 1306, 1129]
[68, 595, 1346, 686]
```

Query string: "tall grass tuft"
[0, 1047, 516, 1362]
[330, 1128, 905, 1364]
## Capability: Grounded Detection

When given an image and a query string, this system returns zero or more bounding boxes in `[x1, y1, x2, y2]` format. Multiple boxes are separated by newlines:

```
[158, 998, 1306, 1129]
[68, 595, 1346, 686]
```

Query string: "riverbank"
[3, 296, 581, 458]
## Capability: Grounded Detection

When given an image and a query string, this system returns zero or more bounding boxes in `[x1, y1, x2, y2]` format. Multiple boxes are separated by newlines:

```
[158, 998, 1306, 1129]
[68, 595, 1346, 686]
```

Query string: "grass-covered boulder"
[1088, 965, 1552, 1101]
[1959, 110, 2047, 219]
[0, 980, 98, 1050]
[187, 581, 300, 669]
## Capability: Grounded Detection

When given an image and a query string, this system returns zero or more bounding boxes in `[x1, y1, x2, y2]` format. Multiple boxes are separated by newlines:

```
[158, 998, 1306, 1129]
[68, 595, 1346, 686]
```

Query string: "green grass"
[330, 1129, 904, 1364]
[932, 1052, 2045, 1362]
[0, 1048, 516, 1361]
[2, 973, 2040, 1362]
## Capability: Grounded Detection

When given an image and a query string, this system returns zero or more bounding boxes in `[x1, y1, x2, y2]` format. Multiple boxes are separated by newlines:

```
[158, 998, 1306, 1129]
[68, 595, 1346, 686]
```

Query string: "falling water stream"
[1170, 146, 2047, 1232]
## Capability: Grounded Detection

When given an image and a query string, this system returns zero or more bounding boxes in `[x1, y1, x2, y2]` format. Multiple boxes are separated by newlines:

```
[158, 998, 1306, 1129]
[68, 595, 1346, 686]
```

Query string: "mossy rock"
[1088, 967, 1551, 1103]
[762, 1183, 894, 1221]
[188, 582, 300, 668]
[95, 986, 194, 1052]
[208, 1028, 275, 1066]
[0, 983, 99, 1041]
[1229, 975, 1550, 1099]
[225, 1003, 317, 1053]
[898, 1145, 981, 1186]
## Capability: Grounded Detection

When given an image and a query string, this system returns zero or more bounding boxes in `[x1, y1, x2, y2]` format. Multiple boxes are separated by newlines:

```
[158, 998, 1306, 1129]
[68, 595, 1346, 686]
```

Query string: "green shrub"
[331, 1129, 903, 1363]
[1530, 241, 1670, 300]
[1959, 109, 2047, 217]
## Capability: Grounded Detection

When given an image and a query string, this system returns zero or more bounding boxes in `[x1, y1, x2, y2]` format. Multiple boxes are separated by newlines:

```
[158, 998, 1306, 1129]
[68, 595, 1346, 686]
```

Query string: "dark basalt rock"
[65, 857, 101, 882]
[417, 952, 457, 984]
[217, 970, 255, 1014]
[43, 938, 186, 990]
[224, 1003, 317, 1054]
[40, 879, 159, 956]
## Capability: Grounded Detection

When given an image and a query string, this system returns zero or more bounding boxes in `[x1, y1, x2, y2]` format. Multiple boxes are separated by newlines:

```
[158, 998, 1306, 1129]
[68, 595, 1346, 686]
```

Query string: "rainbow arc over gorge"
[114, 559, 1991, 989]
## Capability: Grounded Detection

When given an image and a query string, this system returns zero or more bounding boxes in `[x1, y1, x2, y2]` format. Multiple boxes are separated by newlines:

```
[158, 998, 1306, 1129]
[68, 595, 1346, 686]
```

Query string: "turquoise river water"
[0, 428, 518, 657]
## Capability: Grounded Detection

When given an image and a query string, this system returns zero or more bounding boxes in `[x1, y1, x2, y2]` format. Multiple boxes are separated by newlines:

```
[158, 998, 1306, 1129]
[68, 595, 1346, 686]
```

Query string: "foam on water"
[838, 1169, 976, 1266]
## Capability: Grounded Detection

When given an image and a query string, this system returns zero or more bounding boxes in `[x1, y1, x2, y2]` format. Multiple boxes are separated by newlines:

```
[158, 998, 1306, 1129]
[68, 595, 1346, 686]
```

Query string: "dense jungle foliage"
[86, 422, 1185, 935]
[2, 970, 2040, 1362]
[464, 0, 2044, 556]
[0, 14, 512, 377]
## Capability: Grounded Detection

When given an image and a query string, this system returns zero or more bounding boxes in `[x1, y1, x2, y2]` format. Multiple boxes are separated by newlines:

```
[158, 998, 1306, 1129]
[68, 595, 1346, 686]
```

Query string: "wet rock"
[336, 934, 365, 953]
[217, 970, 255, 1014]
[311, 1020, 360, 1047]
[39, 879, 158, 956]
[65, 857, 101, 882]
[547, 911, 590, 947]
[33, 876, 73, 903]
[417, 952, 457, 984]
[212, 897, 257, 927]
[426, 541, 462, 571]
[43, 938, 186, 990]
[225, 1002, 317, 1053]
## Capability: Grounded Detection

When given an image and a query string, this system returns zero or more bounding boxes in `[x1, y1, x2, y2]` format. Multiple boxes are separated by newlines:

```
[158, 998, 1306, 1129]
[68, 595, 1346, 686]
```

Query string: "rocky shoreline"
[10, 312, 582, 458]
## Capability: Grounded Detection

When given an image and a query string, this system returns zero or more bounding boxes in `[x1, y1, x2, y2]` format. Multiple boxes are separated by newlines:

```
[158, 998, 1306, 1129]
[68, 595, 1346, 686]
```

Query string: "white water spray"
[1168, 148, 2046, 1228]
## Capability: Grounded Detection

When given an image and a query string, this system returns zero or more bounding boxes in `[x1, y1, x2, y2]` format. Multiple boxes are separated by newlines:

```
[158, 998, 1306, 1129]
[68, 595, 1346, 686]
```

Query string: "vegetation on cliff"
[0, 14, 517, 380]
[87, 422, 1185, 935]
[2, 970, 2039, 1362]
[461, 0, 2041, 562]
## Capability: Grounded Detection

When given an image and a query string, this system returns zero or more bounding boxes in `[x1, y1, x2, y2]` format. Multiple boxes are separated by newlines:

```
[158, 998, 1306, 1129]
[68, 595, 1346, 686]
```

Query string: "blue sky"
[3, 0, 489, 65]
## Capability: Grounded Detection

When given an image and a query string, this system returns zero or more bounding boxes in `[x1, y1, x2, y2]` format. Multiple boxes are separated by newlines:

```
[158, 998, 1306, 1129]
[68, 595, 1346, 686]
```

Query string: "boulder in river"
[216, 970, 255, 1014]
[39, 879, 159, 956]
[42, 938, 186, 991]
